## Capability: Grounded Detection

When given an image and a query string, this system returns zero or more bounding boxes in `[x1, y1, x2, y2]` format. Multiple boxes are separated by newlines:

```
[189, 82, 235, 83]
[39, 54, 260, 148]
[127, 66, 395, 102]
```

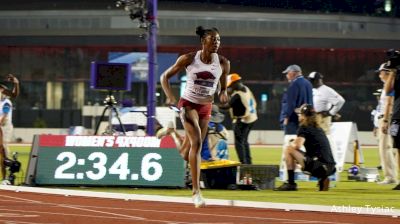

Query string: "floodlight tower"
[116, 0, 158, 136]
[146, 0, 158, 136]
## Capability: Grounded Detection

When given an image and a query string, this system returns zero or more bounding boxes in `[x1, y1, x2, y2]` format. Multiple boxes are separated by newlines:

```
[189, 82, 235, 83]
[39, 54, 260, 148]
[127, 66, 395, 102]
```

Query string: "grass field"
[8, 144, 400, 209]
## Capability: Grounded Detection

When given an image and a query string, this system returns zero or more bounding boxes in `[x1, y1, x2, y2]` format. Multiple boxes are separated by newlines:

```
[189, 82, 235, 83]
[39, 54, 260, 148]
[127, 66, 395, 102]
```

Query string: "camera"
[3, 152, 21, 185]
[386, 49, 400, 69]
[104, 94, 117, 106]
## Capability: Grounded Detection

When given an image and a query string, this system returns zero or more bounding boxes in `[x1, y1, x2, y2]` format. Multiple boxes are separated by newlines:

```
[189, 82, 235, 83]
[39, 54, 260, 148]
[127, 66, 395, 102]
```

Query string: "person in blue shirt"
[281, 64, 313, 135]
[279, 64, 313, 181]
[201, 105, 229, 161]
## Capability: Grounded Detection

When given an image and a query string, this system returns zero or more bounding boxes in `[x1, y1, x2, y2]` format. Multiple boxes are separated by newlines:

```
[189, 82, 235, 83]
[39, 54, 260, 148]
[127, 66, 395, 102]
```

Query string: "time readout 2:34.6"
[54, 151, 163, 181]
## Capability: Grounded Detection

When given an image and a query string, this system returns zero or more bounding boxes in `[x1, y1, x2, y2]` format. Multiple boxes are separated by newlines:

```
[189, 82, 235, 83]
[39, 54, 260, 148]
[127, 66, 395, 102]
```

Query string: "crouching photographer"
[382, 49, 400, 190]
[274, 104, 336, 191]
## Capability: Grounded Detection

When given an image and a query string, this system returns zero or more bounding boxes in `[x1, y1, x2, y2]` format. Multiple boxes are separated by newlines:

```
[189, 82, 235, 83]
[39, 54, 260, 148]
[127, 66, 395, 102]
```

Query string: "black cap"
[295, 104, 315, 116]
[308, 71, 323, 80]
[375, 63, 390, 73]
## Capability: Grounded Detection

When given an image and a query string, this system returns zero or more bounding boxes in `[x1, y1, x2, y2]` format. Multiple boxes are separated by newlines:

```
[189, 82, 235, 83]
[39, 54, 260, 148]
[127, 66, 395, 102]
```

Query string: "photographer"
[274, 104, 336, 191]
[382, 49, 400, 190]
[223, 73, 257, 165]
[0, 74, 19, 184]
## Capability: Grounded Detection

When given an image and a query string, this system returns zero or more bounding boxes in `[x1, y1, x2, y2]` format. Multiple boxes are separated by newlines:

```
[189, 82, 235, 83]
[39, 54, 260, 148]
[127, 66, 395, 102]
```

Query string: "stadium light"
[384, 0, 392, 12]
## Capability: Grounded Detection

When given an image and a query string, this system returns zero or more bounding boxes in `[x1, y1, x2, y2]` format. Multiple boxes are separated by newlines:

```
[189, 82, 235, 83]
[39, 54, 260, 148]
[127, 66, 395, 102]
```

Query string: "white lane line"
[0, 219, 60, 224]
[57, 204, 146, 221]
[0, 213, 38, 218]
[0, 219, 61, 224]
[0, 195, 43, 204]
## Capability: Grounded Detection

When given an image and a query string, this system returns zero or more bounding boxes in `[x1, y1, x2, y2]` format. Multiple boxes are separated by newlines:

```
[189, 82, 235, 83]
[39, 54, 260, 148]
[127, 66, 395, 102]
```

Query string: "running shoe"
[377, 179, 397, 185]
[192, 191, 206, 208]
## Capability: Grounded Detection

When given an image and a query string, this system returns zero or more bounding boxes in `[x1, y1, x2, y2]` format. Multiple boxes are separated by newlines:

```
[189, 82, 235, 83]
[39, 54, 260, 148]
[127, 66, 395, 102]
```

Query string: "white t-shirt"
[312, 84, 345, 115]
[182, 51, 222, 104]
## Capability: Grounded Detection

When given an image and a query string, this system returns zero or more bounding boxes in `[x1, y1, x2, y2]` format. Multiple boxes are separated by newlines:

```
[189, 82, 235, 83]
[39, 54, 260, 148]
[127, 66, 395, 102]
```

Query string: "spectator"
[275, 104, 336, 191]
[307, 71, 345, 170]
[223, 73, 257, 164]
[373, 64, 397, 184]
[0, 74, 19, 184]
[380, 63, 400, 190]
[307, 71, 345, 133]
[281, 64, 313, 136]
[280, 65, 313, 180]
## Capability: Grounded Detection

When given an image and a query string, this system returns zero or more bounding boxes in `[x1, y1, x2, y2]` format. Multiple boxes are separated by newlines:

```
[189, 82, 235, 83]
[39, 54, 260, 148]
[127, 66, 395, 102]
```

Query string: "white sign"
[330, 122, 364, 172]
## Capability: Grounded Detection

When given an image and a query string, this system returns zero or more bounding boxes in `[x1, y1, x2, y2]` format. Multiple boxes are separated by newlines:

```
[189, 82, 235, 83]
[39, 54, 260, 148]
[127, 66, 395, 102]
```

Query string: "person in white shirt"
[307, 72, 345, 134]
[307, 71, 345, 170]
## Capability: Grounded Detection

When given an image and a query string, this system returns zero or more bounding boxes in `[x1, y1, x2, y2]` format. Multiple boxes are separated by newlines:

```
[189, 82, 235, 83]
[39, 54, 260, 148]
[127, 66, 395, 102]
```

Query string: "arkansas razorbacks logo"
[195, 71, 215, 80]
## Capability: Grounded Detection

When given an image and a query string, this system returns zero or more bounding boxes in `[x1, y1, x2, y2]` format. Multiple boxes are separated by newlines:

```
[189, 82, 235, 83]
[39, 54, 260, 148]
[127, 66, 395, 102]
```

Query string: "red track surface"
[0, 190, 398, 224]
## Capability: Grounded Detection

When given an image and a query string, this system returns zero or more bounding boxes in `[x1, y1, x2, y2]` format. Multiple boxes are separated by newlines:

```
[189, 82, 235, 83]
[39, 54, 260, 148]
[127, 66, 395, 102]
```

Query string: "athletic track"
[0, 185, 398, 224]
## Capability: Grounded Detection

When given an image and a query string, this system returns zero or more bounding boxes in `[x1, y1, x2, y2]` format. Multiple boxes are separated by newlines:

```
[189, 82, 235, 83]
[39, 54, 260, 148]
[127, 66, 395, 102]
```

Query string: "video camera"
[386, 49, 400, 69]
[3, 152, 21, 185]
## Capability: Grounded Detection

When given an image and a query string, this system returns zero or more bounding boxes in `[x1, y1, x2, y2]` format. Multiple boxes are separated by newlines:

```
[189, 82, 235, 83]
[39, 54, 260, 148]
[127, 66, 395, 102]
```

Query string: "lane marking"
[0, 220, 60, 224]
[0, 213, 38, 218]
[57, 204, 146, 221]
[0, 195, 43, 204]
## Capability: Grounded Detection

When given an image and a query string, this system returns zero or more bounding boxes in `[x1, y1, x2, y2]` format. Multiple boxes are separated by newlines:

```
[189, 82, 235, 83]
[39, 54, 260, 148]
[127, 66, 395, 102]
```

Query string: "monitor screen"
[90, 62, 131, 91]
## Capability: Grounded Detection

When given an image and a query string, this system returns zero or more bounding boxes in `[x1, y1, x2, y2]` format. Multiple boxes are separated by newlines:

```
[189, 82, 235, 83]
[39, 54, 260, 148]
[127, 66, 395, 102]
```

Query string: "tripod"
[94, 91, 126, 135]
